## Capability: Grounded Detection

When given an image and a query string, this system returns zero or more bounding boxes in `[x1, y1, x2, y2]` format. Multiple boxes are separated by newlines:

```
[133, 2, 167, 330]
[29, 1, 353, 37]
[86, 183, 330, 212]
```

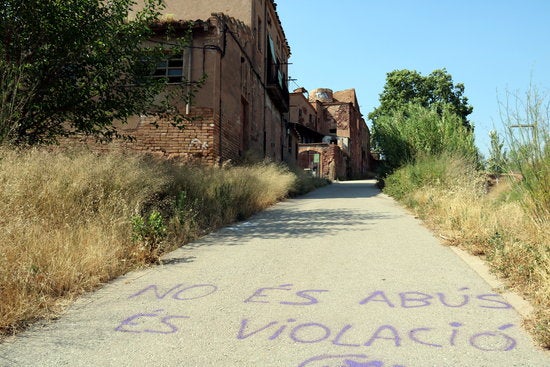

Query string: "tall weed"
[384, 153, 483, 201]
[373, 103, 478, 174]
[500, 85, 550, 224]
[0, 147, 166, 333]
[0, 147, 299, 335]
[384, 154, 550, 348]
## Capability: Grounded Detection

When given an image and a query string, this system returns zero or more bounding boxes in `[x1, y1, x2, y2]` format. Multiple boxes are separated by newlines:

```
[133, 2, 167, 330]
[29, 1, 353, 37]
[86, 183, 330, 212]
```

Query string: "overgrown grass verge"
[0, 147, 325, 336]
[383, 154, 550, 348]
[288, 166, 332, 196]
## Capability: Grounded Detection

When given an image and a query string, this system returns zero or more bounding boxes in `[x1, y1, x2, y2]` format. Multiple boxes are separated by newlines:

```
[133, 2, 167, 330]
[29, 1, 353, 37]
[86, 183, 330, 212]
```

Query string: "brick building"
[289, 87, 372, 179]
[74, 0, 372, 179]
[110, 0, 291, 164]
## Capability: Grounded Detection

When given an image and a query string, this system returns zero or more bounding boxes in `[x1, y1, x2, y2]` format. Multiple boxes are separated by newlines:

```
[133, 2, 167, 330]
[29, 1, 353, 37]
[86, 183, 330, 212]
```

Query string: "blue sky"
[276, 0, 550, 157]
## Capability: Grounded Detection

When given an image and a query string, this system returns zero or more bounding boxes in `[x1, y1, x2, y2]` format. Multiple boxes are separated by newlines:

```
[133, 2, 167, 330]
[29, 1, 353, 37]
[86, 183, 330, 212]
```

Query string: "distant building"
[289, 87, 373, 179]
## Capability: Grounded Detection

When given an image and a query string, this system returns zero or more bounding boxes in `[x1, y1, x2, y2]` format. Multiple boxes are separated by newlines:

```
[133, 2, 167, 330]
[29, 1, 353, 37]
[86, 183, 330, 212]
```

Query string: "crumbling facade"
[73, 0, 372, 179]
[109, 0, 291, 163]
[290, 88, 372, 179]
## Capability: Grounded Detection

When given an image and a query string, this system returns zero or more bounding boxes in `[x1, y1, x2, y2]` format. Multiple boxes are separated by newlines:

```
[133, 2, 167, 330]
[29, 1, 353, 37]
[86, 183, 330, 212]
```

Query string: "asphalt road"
[1, 180, 548, 367]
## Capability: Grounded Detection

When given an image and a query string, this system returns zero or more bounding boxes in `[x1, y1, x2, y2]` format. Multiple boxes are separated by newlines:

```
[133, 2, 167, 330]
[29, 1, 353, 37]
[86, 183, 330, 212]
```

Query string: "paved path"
[1, 181, 548, 367]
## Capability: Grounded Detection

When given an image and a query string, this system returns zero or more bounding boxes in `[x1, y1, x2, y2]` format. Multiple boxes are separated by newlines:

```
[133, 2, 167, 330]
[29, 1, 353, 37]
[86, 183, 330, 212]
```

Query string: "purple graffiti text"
[115, 309, 189, 334]
[128, 283, 218, 301]
[244, 284, 329, 306]
[359, 288, 512, 310]
[237, 317, 517, 352]
[297, 354, 405, 367]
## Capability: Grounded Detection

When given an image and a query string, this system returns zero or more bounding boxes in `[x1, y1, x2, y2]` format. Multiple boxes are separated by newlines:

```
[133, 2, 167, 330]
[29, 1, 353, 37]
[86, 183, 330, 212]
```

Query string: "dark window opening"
[154, 54, 184, 83]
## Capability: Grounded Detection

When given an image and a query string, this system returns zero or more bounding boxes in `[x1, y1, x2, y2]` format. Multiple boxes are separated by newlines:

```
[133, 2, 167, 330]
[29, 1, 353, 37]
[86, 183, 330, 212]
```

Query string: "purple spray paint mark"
[297, 354, 369, 367]
[289, 322, 331, 344]
[399, 291, 433, 308]
[280, 289, 329, 306]
[332, 324, 362, 347]
[114, 309, 189, 334]
[243, 284, 328, 305]
[364, 325, 402, 347]
[129, 284, 184, 299]
[357, 287, 512, 310]
[476, 294, 513, 309]
[408, 327, 443, 348]
[296, 354, 406, 367]
[359, 290, 395, 307]
[236, 318, 279, 340]
[171, 284, 218, 300]
[244, 284, 293, 303]
[128, 283, 217, 301]
[449, 322, 463, 346]
[436, 287, 470, 308]
[345, 359, 384, 367]
[469, 324, 517, 352]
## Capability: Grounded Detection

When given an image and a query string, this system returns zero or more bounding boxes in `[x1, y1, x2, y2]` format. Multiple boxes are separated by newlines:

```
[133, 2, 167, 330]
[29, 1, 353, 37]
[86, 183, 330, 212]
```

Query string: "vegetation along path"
[0, 181, 548, 367]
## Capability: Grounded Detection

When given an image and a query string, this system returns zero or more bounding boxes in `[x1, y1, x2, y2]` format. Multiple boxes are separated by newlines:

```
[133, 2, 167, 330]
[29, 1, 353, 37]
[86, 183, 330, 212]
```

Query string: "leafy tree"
[486, 130, 508, 174]
[369, 69, 473, 129]
[373, 103, 478, 174]
[0, 0, 198, 145]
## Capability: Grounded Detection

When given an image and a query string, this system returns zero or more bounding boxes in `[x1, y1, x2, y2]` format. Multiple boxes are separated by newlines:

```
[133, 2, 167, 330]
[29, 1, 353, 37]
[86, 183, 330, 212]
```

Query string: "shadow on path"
[295, 180, 381, 200]
[162, 180, 394, 262]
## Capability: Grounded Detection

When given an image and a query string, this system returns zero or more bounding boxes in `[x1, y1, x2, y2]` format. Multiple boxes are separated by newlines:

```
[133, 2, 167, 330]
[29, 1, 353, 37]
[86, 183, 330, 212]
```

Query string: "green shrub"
[132, 211, 167, 247]
[501, 85, 550, 224]
[384, 153, 481, 199]
[373, 103, 479, 175]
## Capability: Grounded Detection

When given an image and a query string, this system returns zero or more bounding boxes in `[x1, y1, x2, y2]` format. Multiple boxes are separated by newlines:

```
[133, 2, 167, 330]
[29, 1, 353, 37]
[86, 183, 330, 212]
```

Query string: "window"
[267, 35, 284, 88]
[153, 54, 184, 83]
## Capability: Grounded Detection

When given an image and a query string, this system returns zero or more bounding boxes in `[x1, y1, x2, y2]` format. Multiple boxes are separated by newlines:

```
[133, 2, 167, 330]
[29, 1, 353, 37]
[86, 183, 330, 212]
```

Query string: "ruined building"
[79, 0, 372, 179]
[289, 88, 372, 179]
[109, 0, 291, 164]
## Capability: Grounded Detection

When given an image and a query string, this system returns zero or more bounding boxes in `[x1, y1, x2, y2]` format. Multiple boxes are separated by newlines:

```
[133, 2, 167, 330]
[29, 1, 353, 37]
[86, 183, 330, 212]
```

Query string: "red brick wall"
[298, 143, 347, 180]
[63, 9, 290, 167]
[127, 108, 219, 164]
[324, 144, 347, 180]
[289, 92, 317, 131]
[65, 108, 220, 165]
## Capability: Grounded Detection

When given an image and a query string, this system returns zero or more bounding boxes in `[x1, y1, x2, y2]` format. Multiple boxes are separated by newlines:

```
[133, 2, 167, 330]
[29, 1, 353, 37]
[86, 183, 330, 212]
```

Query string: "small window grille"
[154, 54, 184, 83]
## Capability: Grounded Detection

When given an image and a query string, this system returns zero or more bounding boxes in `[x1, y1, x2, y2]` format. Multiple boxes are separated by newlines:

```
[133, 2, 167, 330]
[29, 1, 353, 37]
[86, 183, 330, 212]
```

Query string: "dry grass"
[0, 148, 164, 333]
[0, 147, 302, 336]
[384, 155, 550, 348]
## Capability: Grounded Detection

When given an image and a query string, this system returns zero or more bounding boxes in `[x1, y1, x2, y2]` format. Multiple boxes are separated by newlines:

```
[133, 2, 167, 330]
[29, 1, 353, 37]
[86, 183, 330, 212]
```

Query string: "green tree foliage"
[369, 69, 473, 129]
[486, 130, 508, 174]
[373, 103, 478, 174]
[0, 0, 198, 145]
